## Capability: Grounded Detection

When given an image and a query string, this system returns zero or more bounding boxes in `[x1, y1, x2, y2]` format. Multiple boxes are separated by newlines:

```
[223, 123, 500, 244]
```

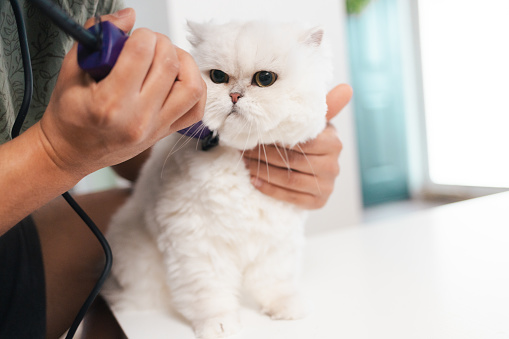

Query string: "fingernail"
[112, 8, 132, 18]
[251, 177, 263, 188]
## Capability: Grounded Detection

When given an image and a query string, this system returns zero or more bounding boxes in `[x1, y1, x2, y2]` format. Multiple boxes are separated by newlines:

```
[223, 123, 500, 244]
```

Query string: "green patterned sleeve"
[96, 0, 126, 16]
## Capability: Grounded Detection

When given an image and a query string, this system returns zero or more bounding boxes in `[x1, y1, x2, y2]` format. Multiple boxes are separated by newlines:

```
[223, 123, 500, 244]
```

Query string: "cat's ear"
[187, 21, 205, 47]
[301, 27, 324, 47]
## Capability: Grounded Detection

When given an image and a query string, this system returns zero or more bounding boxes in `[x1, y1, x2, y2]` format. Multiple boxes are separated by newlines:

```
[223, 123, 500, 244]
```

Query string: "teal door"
[347, 0, 409, 206]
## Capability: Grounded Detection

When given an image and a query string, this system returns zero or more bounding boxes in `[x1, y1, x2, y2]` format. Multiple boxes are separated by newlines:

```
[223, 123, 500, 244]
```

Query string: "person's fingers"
[249, 177, 328, 210]
[243, 145, 325, 175]
[325, 83, 353, 121]
[83, 7, 136, 33]
[295, 123, 343, 155]
[168, 79, 207, 133]
[160, 48, 205, 131]
[243, 158, 327, 196]
[102, 28, 157, 94]
[140, 33, 180, 109]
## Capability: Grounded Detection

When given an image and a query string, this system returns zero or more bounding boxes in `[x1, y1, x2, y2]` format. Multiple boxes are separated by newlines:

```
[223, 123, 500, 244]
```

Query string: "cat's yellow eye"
[210, 69, 229, 84]
[253, 71, 277, 87]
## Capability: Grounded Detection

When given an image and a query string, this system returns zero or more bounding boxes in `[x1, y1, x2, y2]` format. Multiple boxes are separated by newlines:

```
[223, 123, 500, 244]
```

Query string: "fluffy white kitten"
[103, 21, 332, 339]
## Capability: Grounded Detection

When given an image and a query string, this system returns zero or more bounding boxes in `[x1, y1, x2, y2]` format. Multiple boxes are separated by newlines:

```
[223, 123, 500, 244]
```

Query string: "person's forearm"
[0, 122, 82, 235]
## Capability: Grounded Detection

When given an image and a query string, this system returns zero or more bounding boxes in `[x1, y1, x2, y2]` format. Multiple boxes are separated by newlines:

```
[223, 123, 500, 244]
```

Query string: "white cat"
[103, 21, 332, 339]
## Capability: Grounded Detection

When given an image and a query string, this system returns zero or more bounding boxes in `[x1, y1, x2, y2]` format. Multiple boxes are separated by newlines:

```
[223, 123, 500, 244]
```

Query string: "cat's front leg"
[244, 243, 308, 320]
[162, 245, 243, 339]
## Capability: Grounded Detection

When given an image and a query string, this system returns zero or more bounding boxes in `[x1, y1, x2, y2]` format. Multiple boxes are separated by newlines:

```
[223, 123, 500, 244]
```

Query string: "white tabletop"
[114, 192, 509, 339]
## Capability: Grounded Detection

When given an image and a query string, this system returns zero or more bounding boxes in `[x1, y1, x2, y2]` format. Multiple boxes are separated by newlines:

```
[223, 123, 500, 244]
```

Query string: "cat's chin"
[218, 133, 259, 150]
[215, 113, 261, 150]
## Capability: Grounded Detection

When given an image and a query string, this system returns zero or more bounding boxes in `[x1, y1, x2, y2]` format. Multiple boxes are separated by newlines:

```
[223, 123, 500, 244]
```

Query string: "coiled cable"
[9, 1, 113, 337]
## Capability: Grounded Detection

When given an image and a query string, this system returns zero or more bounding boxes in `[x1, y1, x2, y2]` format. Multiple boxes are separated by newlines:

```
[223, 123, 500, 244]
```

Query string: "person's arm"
[243, 84, 353, 209]
[0, 123, 83, 234]
[0, 8, 206, 234]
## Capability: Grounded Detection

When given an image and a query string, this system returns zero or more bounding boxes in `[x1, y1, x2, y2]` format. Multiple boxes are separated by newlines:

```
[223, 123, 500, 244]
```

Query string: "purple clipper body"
[178, 121, 212, 140]
[178, 122, 218, 151]
[77, 21, 128, 81]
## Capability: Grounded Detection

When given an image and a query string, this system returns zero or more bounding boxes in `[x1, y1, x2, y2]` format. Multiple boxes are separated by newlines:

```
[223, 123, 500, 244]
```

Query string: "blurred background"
[75, 0, 509, 234]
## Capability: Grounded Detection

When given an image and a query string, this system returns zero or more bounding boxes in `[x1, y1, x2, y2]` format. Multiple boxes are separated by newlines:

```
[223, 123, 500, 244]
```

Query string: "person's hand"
[242, 84, 353, 209]
[37, 8, 206, 178]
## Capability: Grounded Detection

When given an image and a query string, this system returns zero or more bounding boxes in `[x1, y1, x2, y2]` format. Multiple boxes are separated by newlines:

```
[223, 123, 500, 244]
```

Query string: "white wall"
[123, 0, 362, 233]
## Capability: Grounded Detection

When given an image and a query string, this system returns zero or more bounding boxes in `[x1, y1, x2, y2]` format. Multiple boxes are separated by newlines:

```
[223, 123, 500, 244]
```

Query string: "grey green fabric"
[0, 0, 124, 144]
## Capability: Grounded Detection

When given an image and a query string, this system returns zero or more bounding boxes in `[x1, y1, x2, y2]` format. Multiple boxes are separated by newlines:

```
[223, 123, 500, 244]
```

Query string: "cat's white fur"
[103, 21, 332, 339]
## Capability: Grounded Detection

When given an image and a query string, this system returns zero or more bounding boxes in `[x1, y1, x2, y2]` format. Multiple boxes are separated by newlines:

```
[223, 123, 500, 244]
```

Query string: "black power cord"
[9, 0, 112, 337]
[61, 192, 112, 338]
[9, 0, 32, 139]
[29, 0, 101, 51]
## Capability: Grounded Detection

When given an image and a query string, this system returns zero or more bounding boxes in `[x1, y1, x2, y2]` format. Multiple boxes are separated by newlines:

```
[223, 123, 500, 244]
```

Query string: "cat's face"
[188, 21, 331, 150]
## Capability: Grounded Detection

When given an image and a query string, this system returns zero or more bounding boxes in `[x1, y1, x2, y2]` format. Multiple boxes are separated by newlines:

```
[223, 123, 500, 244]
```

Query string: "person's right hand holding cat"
[243, 84, 352, 209]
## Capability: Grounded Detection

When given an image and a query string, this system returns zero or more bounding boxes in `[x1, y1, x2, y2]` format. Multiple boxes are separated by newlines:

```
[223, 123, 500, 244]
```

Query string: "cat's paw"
[193, 313, 242, 339]
[262, 293, 308, 320]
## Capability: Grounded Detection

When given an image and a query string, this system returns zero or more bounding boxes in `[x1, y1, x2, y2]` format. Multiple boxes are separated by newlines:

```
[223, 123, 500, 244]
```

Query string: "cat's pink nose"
[230, 92, 242, 104]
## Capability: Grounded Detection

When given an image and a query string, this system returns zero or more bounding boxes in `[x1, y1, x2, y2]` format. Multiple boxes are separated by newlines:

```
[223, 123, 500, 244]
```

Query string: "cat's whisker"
[161, 132, 189, 179]
[190, 123, 209, 139]
[261, 143, 270, 184]
[296, 144, 322, 196]
[256, 127, 262, 182]
[235, 120, 253, 171]
[266, 130, 292, 180]
[231, 116, 252, 143]
[282, 145, 292, 179]
[160, 124, 207, 179]
[251, 120, 264, 182]
[267, 131, 292, 171]
[173, 124, 208, 154]
[191, 124, 209, 151]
